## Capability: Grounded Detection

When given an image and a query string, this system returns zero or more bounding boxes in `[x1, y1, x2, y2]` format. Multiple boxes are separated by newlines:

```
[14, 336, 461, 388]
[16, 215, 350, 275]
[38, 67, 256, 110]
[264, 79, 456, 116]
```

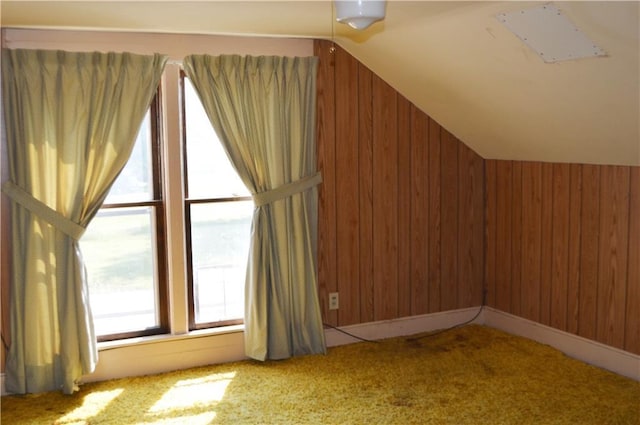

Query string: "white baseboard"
[85, 328, 247, 384]
[87, 307, 484, 386]
[2, 306, 637, 395]
[87, 307, 483, 386]
[325, 307, 639, 381]
[324, 307, 482, 347]
[482, 307, 640, 381]
[0, 308, 482, 395]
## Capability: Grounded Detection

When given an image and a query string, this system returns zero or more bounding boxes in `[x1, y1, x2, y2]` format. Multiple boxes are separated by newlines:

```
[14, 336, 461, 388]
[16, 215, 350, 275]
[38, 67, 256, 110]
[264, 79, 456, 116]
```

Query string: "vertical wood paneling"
[494, 161, 511, 311]
[625, 167, 639, 353]
[596, 166, 629, 348]
[458, 143, 478, 307]
[511, 161, 523, 316]
[485, 160, 497, 307]
[550, 163, 570, 331]
[334, 46, 360, 325]
[488, 158, 639, 355]
[410, 105, 429, 315]
[372, 74, 398, 321]
[458, 144, 473, 307]
[567, 164, 582, 334]
[578, 165, 600, 340]
[358, 62, 374, 324]
[456, 143, 473, 307]
[326, 43, 640, 357]
[471, 151, 484, 306]
[521, 162, 542, 322]
[440, 130, 458, 310]
[314, 40, 337, 325]
[428, 120, 442, 313]
[318, 43, 639, 358]
[315, 41, 485, 333]
[540, 163, 554, 326]
[397, 95, 412, 317]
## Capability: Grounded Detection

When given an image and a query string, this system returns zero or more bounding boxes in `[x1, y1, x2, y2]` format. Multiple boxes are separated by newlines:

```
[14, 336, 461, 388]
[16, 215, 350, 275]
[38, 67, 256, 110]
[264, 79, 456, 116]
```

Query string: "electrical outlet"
[329, 292, 339, 310]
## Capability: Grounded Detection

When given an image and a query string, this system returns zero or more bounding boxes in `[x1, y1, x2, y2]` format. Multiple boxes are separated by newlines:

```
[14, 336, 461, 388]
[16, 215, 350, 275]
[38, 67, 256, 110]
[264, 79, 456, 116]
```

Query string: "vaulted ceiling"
[2, 1, 639, 166]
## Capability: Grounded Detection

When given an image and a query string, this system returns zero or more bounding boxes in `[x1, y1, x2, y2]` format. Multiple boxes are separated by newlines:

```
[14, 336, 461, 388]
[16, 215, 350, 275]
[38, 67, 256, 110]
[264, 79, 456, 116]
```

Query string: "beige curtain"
[183, 54, 326, 360]
[1, 48, 167, 394]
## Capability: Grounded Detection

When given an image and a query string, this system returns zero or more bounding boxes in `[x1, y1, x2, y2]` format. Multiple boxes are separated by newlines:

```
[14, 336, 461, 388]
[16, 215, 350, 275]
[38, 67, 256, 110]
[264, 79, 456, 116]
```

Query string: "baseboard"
[2, 306, 636, 395]
[84, 329, 247, 384]
[87, 307, 483, 385]
[324, 306, 482, 347]
[482, 307, 640, 381]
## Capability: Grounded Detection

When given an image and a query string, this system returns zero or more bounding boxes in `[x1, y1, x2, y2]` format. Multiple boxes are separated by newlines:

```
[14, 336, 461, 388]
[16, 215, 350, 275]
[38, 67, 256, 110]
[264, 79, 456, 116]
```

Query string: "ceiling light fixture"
[335, 0, 386, 30]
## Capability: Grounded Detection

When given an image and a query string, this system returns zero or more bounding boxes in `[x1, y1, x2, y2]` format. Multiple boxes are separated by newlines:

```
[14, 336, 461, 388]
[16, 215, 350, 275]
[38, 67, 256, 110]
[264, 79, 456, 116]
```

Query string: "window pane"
[81, 207, 160, 335]
[190, 201, 253, 324]
[184, 78, 249, 199]
[105, 111, 154, 204]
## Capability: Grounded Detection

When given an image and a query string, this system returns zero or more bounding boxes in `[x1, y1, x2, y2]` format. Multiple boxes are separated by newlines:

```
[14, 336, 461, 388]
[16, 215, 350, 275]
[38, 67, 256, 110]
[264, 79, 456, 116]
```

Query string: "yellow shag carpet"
[1, 325, 639, 424]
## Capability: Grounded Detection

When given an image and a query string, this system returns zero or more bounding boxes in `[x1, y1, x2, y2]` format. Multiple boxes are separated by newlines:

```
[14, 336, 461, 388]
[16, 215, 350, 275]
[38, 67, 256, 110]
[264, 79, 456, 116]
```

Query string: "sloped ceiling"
[1, 1, 639, 166]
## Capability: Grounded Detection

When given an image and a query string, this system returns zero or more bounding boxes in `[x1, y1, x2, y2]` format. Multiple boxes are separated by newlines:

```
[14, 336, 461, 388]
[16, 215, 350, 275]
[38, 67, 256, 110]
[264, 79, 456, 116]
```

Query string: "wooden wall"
[315, 40, 484, 327]
[485, 161, 640, 355]
[314, 40, 639, 356]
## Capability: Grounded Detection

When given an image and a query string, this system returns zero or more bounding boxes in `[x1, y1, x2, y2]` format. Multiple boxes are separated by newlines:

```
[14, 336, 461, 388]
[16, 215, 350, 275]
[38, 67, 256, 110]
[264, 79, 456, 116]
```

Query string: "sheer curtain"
[183, 54, 326, 360]
[1, 48, 167, 394]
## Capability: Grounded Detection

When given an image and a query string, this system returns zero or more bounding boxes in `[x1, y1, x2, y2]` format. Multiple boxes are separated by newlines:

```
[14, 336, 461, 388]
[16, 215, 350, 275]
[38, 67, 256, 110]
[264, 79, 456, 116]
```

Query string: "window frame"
[180, 72, 252, 331]
[92, 91, 170, 342]
[0, 30, 312, 379]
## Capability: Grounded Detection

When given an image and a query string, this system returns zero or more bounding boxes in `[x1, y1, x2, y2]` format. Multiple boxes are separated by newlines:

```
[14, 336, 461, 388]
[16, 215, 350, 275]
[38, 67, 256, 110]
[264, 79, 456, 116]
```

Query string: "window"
[81, 95, 169, 341]
[182, 76, 253, 330]
[81, 73, 253, 340]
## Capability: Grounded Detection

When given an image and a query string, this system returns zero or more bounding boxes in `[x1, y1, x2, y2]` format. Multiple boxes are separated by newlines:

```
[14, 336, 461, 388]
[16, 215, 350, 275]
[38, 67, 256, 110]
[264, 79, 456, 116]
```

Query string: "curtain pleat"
[1, 48, 167, 394]
[183, 54, 326, 360]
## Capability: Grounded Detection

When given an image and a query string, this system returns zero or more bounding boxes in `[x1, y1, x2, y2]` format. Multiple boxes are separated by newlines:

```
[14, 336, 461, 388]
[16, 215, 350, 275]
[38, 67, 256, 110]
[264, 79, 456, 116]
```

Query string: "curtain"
[1, 48, 167, 394]
[183, 54, 326, 360]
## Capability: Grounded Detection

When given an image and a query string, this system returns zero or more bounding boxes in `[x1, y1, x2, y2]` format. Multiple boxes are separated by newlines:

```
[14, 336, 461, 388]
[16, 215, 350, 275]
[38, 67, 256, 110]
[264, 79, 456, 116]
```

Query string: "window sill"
[97, 324, 245, 352]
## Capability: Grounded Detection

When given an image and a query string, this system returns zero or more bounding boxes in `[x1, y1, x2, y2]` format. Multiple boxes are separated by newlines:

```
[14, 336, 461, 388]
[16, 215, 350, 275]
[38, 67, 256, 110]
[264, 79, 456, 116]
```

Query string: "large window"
[81, 73, 253, 340]
[81, 96, 168, 341]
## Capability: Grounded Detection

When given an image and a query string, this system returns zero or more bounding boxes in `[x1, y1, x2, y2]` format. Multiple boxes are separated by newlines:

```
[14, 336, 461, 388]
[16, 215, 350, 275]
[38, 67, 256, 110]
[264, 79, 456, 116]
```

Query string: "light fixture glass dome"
[335, 0, 386, 30]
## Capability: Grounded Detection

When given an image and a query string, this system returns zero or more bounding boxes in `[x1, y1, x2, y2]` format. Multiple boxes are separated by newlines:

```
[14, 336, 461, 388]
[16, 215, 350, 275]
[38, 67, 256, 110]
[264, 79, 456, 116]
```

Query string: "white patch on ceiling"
[497, 3, 606, 63]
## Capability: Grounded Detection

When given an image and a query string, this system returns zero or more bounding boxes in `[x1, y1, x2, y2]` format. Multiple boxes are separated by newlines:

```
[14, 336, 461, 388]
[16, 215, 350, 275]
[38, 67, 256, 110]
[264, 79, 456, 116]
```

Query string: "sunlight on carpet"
[149, 372, 235, 414]
[2, 325, 638, 424]
[57, 389, 123, 424]
[140, 412, 218, 425]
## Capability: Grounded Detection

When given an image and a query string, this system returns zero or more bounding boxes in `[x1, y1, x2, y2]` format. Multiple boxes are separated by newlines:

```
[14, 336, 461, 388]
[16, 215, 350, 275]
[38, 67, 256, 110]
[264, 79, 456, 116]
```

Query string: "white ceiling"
[2, 1, 639, 166]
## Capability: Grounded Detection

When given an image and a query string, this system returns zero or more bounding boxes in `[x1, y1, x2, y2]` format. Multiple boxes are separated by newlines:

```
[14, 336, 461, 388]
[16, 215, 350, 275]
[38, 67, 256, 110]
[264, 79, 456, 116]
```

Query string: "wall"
[316, 39, 639, 357]
[1, 32, 487, 382]
[0, 28, 315, 375]
[2, 30, 635, 379]
[314, 40, 485, 327]
[1, 34, 487, 376]
[485, 161, 639, 355]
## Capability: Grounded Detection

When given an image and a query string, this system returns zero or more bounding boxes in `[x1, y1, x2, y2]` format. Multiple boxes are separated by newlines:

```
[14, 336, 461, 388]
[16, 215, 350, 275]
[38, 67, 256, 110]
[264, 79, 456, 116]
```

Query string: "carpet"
[1, 325, 638, 424]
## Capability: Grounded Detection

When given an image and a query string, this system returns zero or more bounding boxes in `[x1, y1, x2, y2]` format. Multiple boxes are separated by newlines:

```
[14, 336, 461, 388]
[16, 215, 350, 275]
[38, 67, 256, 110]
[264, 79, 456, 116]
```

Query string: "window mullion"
[162, 64, 190, 335]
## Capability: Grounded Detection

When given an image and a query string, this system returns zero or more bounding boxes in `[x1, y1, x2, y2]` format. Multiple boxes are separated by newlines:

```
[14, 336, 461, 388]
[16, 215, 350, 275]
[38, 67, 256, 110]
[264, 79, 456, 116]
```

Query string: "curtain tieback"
[2, 181, 85, 240]
[253, 172, 323, 207]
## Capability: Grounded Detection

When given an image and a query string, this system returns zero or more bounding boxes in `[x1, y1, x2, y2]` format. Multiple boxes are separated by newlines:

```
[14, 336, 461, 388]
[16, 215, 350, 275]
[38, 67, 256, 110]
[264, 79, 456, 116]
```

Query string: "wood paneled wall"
[485, 161, 640, 354]
[315, 41, 638, 356]
[315, 40, 484, 327]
